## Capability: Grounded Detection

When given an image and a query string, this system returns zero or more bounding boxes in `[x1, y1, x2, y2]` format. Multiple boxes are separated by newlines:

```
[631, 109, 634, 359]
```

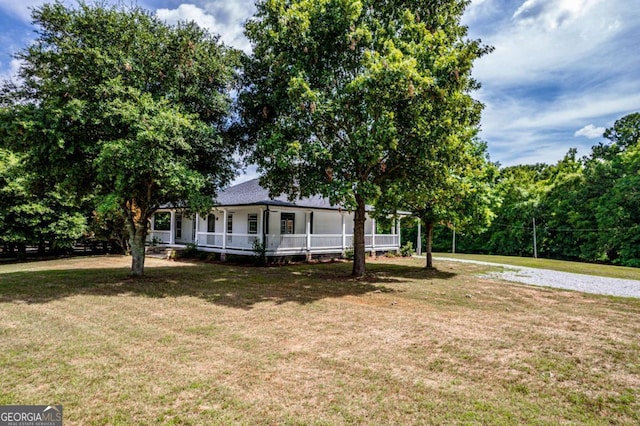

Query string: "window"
[280, 213, 295, 234]
[207, 215, 216, 233]
[175, 214, 182, 239]
[227, 214, 233, 234]
[248, 214, 258, 234]
[154, 212, 170, 231]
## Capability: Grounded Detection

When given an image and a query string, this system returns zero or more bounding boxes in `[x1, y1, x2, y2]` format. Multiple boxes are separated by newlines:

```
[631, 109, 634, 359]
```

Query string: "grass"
[433, 252, 640, 281]
[1, 255, 639, 425]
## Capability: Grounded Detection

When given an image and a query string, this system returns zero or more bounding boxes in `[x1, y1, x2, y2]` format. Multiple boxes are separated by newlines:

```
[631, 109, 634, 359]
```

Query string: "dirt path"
[434, 256, 640, 299]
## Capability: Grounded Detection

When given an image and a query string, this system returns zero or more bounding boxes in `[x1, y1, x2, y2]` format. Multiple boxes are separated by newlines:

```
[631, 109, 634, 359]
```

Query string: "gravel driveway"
[434, 257, 640, 299]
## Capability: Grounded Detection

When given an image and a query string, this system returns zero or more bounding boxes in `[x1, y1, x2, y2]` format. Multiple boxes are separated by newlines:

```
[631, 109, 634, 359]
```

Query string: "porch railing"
[196, 232, 223, 247]
[150, 230, 171, 244]
[374, 234, 399, 247]
[266, 234, 307, 250]
[186, 232, 398, 252]
[310, 234, 343, 249]
[226, 234, 260, 250]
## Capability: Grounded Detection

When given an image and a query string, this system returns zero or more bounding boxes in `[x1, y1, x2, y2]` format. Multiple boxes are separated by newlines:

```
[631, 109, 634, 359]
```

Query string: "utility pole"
[532, 217, 538, 259]
[452, 225, 456, 254]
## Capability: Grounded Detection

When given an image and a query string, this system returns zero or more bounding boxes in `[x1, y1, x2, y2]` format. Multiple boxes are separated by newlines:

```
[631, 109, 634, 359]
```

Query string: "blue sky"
[1, 0, 639, 170]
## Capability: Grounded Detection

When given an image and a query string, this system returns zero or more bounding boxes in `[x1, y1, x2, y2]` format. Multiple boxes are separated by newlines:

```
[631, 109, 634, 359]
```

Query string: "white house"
[148, 178, 404, 259]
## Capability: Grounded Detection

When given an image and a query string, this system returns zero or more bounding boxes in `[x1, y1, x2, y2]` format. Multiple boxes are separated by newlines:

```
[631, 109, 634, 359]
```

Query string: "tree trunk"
[128, 221, 148, 277]
[425, 220, 434, 269]
[17, 243, 26, 261]
[352, 195, 367, 278]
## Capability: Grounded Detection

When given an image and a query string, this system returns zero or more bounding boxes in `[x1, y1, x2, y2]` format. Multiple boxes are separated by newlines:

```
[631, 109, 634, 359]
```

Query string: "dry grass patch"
[0, 255, 638, 424]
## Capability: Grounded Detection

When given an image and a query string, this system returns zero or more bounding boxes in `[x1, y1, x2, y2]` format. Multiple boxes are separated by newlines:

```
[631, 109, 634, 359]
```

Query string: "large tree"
[379, 139, 498, 268]
[240, 0, 489, 277]
[0, 2, 239, 275]
[0, 147, 86, 258]
[589, 113, 640, 265]
[448, 113, 640, 266]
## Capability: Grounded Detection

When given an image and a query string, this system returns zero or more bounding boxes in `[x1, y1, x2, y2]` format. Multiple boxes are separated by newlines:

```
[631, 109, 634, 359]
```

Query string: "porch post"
[264, 208, 270, 251]
[169, 210, 176, 245]
[306, 211, 312, 250]
[194, 213, 200, 246]
[306, 210, 312, 260]
[258, 208, 264, 244]
[396, 217, 401, 250]
[341, 212, 346, 255]
[222, 209, 227, 250]
[371, 217, 376, 252]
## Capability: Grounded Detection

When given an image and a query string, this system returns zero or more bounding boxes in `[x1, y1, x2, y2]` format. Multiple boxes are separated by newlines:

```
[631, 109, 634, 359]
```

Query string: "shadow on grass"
[0, 260, 457, 310]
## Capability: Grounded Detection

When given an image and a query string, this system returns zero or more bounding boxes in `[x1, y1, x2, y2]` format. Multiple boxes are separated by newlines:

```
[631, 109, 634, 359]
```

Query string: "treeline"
[0, 2, 238, 269]
[405, 112, 640, 267]
[0, 147, 129, 258]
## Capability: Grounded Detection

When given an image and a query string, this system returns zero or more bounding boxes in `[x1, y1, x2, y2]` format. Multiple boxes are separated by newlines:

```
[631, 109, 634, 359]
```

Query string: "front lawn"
[1, 256, 638, 424]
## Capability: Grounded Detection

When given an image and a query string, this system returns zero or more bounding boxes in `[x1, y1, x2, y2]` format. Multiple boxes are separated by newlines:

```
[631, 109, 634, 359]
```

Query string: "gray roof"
[215, 178, 347, 211]
[159, 178, 409, 215]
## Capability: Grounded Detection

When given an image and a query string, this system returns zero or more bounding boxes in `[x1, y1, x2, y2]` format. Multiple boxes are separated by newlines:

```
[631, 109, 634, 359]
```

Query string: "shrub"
[400, 241, 414, 257]
[252, 240, 266, 266]
[180, 243, 200, 259]
[206, 252, 218, 261]
[343, 246, 354, 260]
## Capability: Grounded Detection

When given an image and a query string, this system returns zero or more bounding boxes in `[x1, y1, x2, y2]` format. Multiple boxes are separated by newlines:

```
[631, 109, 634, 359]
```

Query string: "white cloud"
[157, 4, 217, 33]
[156, 2, 254, 53]
[476, 77, 640, 165]
[465, 0, 492, 20]
[0, 58, 22, 82]
[464, 0, 640, 165]
[472, 0, 621, 86]
[0, 0, 47, 21]
[511, 90, 640, 130]
[574, 124, 605, 139]
[513, 0, 602, 30]
[478, 79, 639, 132]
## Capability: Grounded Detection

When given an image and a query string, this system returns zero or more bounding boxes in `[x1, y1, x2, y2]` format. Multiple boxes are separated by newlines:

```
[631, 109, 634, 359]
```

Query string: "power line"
[543, 227, 624, 233]
[487, 222, 624, 233]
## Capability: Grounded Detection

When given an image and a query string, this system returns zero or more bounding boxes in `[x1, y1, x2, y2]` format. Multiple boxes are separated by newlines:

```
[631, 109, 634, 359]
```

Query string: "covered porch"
[148, 206, 402, 257]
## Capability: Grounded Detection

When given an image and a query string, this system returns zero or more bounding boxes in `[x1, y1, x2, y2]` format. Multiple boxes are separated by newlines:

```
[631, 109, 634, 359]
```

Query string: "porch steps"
[145, 245, 184, 259]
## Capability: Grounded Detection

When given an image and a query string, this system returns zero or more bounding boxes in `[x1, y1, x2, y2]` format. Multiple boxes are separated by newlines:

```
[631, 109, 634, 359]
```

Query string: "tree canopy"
[0, 146, 86, 258]
[240, 0, 490, 276]
[380, 138, 499, 267]
[432, 112, 640, 267]
[0, 1, 240, 274]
